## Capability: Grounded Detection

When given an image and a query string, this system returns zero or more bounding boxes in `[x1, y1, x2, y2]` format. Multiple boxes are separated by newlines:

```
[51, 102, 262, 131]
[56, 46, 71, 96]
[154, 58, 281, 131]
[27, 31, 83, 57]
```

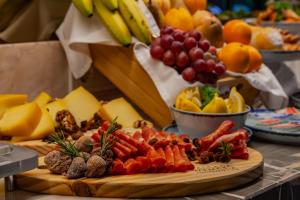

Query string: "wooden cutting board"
[15, 148, 263, 198]
[12, 140, 55, 157]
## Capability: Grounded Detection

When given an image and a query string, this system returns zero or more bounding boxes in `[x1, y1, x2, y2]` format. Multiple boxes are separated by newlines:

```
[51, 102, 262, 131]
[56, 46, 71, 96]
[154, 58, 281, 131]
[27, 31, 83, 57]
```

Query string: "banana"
[94, 0, 132, 46]
[101, 0, 118, 11]
[118, 0, 152, 44]
[72, 0, 93, 17]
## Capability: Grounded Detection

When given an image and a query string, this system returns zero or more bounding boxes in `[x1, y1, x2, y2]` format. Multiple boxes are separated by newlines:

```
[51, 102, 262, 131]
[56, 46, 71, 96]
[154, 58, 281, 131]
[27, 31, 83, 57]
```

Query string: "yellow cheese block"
[11, 108, 55, 142]
[0, 102, 42, 137]
[45, 99, 67, 124]
[33, 92, 52, 107]
[0, 94, 28, 119]
[100, 97, 143, 128]
[63, 86, 102, 125]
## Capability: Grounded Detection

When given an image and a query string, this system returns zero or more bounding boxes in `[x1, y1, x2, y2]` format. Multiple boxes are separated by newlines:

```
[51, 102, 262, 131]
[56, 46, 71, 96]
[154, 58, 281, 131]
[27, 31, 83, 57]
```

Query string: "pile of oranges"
[218, 20, 263, 74]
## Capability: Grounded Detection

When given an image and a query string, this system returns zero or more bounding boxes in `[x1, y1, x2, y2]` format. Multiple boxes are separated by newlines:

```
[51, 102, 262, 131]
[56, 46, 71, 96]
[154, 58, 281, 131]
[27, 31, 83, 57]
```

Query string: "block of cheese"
[100, 97, 143, 128]
[33, 92, 52, 107]
[0, 94, 28, 119]
[63, 86, 102, 125]
[45, 99, 67, 124]
[11, 108, 55, 142]
[0, 102, 42, 136]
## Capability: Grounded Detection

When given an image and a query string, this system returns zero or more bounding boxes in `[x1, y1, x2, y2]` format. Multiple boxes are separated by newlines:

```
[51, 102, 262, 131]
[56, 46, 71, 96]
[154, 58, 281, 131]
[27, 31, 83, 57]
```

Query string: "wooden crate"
[90, 44, 259, 127]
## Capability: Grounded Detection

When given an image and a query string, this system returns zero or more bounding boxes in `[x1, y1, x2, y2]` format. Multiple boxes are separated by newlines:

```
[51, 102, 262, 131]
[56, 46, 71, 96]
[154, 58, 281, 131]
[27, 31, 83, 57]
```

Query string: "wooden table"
[1, 139, 300, 200]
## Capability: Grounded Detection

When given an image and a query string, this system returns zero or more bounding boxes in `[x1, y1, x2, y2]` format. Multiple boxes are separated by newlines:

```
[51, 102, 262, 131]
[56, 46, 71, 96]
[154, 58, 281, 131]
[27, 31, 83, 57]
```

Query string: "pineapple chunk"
[45, 99, 67, 124]
[100, 97, 143, 128]
[63, 87, 101, 125]
[33, 92, 52, 107]
[0, 94, 28, 118]
[11, 108, 55, 142]
[0, 102, 42, 137]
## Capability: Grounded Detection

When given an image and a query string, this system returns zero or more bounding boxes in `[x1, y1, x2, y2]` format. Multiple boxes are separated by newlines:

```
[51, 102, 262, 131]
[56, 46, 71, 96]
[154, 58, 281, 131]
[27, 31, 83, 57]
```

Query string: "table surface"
[1, 139, 300, 200]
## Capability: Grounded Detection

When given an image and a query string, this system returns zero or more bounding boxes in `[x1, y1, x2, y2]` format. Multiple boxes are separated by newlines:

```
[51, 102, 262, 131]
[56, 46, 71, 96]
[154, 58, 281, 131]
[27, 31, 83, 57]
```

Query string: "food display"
[150, 26, 225, 84]
[257, 2, 300, 23]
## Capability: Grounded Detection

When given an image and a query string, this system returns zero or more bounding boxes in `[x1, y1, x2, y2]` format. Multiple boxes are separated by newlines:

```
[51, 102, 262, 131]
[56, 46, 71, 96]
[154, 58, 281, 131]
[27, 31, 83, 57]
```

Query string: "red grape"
[162, 50, 175, 66]
[189, 30, 202, 41]
[173, 31, 185, 42]
[184, 37, 197, 50]
[191, 59, 207, 72]
[182, 67, 196, 82]
[150, 45, 164, 60]
[161, 35, 174, 49]
[203, 52, 213, 61]
[205, 59, 216, 72]
[196, 73, 207, 83]
[189, 48, 204, 62]
[215, 63, 226, 75]
[171, 41, 184, 55]
[199, 40, 210, 52]
[160, 26, 174, 35]
[176, 51, 190, 68]
[208, 46, 217, 55]
[152, 37, 161, 46]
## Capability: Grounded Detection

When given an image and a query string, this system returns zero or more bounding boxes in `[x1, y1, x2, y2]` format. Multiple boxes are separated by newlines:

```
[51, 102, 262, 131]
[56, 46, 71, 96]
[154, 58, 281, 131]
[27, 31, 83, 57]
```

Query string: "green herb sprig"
[49, 131, 80, 158]
[99, 117, 119, 157]
[218, 141, 232, 156]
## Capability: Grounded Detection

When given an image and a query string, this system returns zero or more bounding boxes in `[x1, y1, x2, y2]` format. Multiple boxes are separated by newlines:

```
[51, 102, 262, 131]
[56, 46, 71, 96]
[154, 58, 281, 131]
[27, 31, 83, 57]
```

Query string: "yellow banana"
[94, 0, 132, 46]
[72, 0, 93, 17]
[118, 0, 152, 44]
[101, 0, 118, 11]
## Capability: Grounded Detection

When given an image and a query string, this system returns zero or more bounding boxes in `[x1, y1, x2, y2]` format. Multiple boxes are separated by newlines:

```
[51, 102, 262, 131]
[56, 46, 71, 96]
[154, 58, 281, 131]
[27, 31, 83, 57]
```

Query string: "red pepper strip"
[91, 132, 100, 143]
[141, 127, 157, 141]
[173, 145, 188, 172]
[116, 131, 147, 155]
[114, 142, 132, 157]
[136, 156, 151, 172]
[164, 145, 175, 172]
[156, 147, 167, 172]
[101, 121, 110, 131]
[153, 140, 171, 150]
[231, 148, 249, 159]
[147, 148, 166, 169]
[158, 131, 168, 138]
[133, 131, 142, 140]
[110, 159, 125, 175]
[112, 147, 127, 160]
[199, 120, 234, 152]
[179, 147, 194, 170]
[124, 158, 143, 174]
[118, 138, 138, 155]
[207, 129, 248, 152]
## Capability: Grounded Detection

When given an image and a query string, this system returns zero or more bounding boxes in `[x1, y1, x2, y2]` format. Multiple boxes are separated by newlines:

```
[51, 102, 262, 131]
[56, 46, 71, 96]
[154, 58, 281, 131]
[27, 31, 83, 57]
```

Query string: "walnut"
[133, 120, 149, 129]
[56, 110, 79, 134]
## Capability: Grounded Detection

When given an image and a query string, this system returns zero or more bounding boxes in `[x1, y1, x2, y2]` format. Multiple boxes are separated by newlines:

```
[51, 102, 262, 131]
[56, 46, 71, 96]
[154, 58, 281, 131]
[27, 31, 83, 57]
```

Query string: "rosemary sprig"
[49, 130, 80, 158]
[218, 141, 232, 156]
[99, 117, 119, 157]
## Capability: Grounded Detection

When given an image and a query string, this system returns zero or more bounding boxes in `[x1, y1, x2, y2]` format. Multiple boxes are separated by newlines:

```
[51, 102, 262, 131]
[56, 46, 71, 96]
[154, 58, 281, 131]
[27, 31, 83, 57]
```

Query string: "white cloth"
[227, 66, 288, 109]
[56, 1, 159, 79]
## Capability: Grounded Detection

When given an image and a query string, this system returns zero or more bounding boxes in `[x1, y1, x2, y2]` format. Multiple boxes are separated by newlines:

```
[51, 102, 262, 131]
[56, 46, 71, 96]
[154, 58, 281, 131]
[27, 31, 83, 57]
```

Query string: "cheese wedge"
[0, 102, 42, 137]
[45, 99, 67, 124]
[11, 108, 55, 142]
[0, 94, 28, 118]
[63, 87, 101, 125]
[33, 92, 52, 107]
[100, 97, 143, 128]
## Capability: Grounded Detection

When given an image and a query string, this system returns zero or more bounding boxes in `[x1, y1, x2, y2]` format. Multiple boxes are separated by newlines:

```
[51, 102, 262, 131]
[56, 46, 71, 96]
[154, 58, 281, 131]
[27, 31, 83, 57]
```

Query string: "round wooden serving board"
[15, 148, 263, 198]
[12, 140, 55, 157]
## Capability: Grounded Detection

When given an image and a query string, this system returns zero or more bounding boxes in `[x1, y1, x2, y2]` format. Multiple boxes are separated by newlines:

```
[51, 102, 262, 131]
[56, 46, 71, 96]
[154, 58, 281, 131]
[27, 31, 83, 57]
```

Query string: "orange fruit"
[184, 0, 207, 14]
[246, 46, 262, 72]
[164, 8, 194, 32]
[223, 20, 252, 45]
[218, 43, 250, 73]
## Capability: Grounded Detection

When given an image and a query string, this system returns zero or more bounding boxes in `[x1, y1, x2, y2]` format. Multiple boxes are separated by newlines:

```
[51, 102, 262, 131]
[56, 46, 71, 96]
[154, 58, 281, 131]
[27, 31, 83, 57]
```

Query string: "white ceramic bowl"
[170, 105, 251, 138]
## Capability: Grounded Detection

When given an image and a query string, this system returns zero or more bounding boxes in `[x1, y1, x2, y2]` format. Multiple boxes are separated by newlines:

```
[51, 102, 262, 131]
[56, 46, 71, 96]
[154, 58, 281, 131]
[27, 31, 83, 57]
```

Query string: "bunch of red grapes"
[150, 27, 226, 84]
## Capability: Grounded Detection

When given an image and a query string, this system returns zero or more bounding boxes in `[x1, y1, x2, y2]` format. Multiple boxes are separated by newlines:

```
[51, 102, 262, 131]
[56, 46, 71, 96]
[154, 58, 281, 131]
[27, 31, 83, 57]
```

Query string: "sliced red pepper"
[199, 120, 234, 152]
[147, 148, 166, 169]
[179, 147, 194, 170]
[110, 159, 125, 175]
[112, 147, 127, 160]
[173, 145, 188, 172]
[124, 159, 143, 174]
[207, 129, 248, 152]
[164, 145, 175, 172]
[136, 156, 151, 172]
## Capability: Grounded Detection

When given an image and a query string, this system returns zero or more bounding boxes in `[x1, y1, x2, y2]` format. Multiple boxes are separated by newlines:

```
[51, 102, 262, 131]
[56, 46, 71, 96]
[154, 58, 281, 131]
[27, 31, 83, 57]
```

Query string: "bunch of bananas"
[72, 0, 152, 45]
